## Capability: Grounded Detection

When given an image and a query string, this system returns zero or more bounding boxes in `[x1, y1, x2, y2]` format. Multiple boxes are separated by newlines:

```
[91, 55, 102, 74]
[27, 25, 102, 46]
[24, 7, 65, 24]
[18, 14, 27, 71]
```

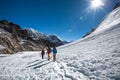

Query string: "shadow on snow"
[26, 59, 52, 69]
[33, 61, 52, 69]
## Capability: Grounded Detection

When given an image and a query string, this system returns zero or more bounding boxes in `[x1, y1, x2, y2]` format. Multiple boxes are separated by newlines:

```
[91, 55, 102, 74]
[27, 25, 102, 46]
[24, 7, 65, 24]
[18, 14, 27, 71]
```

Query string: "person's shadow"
[26, 59, 51, 69]
[33, 61, 51, 69]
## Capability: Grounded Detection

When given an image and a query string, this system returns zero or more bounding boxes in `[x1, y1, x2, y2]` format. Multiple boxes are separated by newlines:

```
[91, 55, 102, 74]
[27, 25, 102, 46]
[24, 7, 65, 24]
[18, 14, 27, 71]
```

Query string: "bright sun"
[90, 0, 104, 8]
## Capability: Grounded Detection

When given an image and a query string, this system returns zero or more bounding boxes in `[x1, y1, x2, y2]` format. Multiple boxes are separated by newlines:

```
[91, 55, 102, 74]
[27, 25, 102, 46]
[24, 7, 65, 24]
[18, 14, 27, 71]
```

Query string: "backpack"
[53, 47, 57, 54]
[47, 48, 51, 53]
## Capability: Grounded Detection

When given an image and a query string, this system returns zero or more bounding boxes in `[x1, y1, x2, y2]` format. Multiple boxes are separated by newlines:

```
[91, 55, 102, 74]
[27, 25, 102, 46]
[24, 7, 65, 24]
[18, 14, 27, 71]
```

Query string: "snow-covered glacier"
[0, 6, 120, 80]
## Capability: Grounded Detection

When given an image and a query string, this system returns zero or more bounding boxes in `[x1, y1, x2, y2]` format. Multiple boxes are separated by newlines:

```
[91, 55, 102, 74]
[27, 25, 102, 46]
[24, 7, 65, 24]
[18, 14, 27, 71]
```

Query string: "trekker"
[41, 49, 45, 59]
[46, 47, 51, 60]
[52, 46, 57, 62]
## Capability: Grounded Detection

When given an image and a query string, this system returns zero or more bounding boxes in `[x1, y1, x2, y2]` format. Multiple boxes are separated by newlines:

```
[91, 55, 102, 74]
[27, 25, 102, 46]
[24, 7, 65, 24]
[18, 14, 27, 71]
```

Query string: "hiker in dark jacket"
[41, 49, 45, 59]
[52, 46, 57, 62]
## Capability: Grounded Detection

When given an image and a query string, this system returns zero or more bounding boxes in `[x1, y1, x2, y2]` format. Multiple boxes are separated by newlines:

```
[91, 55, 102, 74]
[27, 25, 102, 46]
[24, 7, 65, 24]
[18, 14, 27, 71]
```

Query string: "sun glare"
[90, 0, 104, 8]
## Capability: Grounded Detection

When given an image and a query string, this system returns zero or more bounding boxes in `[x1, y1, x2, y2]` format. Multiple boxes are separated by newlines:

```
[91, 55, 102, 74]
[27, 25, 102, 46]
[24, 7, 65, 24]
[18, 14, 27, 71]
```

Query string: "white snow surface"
[0, 7, 120, 80]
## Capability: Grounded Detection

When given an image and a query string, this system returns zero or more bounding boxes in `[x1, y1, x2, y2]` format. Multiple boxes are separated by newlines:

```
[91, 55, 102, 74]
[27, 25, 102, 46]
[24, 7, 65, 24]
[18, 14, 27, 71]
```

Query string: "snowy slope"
[92, 7, 120, 35]
[0, 7, 120, 80]
[58, 23, 120, 80]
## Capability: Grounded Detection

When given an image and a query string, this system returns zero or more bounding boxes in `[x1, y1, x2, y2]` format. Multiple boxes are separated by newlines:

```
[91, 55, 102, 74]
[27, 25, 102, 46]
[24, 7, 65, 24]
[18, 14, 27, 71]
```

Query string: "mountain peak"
[113, 1, 120, 10]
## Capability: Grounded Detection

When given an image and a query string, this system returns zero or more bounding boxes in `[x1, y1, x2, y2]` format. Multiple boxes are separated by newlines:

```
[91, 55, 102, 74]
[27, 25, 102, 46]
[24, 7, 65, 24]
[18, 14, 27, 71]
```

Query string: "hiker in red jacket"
[46, 47, 51, 60]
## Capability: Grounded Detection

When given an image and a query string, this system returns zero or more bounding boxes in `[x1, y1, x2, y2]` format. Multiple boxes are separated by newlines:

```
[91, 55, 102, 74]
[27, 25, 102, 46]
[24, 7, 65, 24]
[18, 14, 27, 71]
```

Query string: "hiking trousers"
[42, 54, 44, 59]
[48, 53, 50, 60]
[53, 54, 56, 62]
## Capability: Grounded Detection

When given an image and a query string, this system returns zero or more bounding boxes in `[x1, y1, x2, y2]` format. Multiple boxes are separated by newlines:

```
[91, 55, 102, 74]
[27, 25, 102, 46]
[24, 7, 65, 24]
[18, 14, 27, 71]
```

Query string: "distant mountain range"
[0, 20, 68, 54]
[26, 28, 68, 46]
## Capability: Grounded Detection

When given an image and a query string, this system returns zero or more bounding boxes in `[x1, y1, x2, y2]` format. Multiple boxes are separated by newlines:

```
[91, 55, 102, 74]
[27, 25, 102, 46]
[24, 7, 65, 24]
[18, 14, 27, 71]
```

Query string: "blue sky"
[0, 0, 119, 41]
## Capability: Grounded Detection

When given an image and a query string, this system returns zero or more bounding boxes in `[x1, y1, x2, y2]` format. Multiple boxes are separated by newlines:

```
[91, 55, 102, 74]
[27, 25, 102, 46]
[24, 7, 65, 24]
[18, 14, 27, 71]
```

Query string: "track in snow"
[0, 52, 89, 80]
[25, 57, 89, 80]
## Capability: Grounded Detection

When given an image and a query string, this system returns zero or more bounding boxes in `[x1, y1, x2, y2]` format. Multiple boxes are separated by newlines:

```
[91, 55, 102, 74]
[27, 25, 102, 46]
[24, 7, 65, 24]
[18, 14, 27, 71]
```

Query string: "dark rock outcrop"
[0, 28, 44, 54]
[0, 20, 44, 54]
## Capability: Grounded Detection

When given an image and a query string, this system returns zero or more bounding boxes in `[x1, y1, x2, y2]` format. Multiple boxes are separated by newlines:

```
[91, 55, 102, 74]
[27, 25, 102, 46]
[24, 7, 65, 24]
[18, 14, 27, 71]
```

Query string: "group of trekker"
[40, 46, 57, 62]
